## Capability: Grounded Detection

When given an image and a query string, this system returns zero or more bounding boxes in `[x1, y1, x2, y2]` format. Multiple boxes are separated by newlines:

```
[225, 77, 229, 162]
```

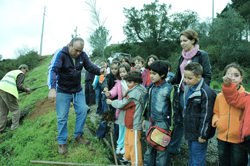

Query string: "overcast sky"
[0, 0, 231, 59]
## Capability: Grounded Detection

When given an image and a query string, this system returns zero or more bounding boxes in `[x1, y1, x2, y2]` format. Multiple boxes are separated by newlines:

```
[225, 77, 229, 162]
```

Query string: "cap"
[18, 64, 29, 71]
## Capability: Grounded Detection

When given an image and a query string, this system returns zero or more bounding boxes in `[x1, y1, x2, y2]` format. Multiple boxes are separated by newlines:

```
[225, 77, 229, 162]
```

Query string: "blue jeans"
[56, 90, 88, 145]
[217, 139, 248, 166]
[117, 125, 126, 148]
[96, 93, 109, 138]
[188, 140, 208, 166]
[95, 83, 102, 115]
[169, 91, 184, 154]
[144, 121, 170, 166]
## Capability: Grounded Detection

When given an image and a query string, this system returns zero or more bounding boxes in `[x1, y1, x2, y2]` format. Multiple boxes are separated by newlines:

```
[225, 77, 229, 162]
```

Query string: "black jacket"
[170, 50, 211, 86]
[184, 79, 216, 140]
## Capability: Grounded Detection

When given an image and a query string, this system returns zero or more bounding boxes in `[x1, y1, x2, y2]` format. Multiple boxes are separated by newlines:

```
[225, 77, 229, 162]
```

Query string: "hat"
[18, 64, 29, 71]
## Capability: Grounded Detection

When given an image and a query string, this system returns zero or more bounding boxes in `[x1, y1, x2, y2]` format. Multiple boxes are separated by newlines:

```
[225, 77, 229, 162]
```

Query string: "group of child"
[87, 54, 249, 166]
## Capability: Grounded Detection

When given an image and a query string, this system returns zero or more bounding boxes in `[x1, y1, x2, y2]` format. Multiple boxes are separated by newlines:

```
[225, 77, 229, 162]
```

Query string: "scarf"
[180, 45, 199, 91]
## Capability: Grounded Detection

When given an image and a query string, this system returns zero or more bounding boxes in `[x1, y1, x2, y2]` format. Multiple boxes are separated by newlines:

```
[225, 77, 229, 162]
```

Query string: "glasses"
[73, 48, 82, 53]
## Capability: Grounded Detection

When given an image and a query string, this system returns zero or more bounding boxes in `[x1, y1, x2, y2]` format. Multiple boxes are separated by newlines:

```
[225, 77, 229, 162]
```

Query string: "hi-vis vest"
[0, 70, 23, 99]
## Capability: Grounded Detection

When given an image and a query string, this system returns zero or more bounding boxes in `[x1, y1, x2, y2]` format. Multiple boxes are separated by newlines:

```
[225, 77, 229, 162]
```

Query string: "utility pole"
[40, 6, 46, 55]
[72, 26, 80, 38]
[212, 0, 214, 20]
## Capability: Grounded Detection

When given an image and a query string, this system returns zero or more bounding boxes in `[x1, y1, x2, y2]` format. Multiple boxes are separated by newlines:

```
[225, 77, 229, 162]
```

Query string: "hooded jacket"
[221, 83, 250, 143]
[47, 46, 101, 93]
[111, 84, 146, 130]
[184, 78, 216, 140]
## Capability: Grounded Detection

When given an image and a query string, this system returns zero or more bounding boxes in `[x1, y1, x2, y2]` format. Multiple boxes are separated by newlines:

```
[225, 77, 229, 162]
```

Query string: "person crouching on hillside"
[106, 70, 146, 166]
[0, 64, 30, 133]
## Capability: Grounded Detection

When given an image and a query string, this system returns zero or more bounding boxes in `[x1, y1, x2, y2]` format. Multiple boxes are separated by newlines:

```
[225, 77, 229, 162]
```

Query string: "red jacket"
[222, 83, 250, 143]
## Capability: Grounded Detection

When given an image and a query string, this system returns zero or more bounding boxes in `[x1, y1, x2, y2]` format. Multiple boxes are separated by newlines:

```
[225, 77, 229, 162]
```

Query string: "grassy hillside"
[0, 56, 112, 166]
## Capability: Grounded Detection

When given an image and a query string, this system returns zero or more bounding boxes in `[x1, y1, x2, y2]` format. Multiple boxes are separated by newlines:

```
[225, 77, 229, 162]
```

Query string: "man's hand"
[100, 68, 107, 76]
[142, 120, 146, 130]
[103, 87, 108, 92]
[48, 88, 57, 102]
[105, 91, 111, 97]
[223, 67, 232, 85]
[198, 137, 206, 143]
[106, 99, 112, 105]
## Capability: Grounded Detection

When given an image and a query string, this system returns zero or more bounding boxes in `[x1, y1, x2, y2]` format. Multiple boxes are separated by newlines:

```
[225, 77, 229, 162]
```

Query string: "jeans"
[56, 90, 88, 145]
[95, 83, 102, 115]
[144, 121, 170, 166]
[217, 139, 248, 166]
[188, 140, 208, 166]
[96, 93, 109, 138]
[169, 91, 184, 154]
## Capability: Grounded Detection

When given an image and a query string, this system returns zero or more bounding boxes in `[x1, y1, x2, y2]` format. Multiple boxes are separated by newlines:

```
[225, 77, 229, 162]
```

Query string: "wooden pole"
[110, 131, 118, 165]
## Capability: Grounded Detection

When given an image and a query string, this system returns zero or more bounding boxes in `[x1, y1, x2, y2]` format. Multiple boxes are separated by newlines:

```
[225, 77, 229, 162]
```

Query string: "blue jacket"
[142, 80, 172, 123]
[183, 78, 217, 140]
[47, 45, 101, 93]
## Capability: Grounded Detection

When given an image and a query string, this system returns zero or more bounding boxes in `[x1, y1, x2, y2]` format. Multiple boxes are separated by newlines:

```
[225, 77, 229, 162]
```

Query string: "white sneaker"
[116, 147, 121, 154]
[120, 147, 125, 155]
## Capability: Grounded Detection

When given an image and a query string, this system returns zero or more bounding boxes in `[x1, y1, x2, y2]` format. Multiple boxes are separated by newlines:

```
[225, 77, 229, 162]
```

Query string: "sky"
[0, 0, 231, 59]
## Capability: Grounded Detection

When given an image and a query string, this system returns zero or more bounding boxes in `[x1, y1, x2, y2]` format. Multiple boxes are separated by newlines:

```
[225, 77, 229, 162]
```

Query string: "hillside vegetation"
[0, 56, 112, 166]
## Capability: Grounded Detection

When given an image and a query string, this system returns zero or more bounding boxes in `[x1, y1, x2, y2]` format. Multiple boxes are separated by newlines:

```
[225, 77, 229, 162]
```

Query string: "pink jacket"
[108, 80, 123, 119]
[142, 69, 152, 87]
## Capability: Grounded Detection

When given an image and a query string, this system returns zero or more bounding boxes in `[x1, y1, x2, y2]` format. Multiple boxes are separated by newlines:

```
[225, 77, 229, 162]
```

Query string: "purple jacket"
[47, 45, 101, 93]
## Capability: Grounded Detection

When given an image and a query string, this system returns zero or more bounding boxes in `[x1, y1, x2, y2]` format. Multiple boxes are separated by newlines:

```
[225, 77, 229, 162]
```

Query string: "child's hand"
[103, 87, 108, 92]
[142, 120, 146, 130]
[223, 67, 233, 85]
[106, 99, 112, 105]
[198, 137, 206, 143]
[105, 91, 111, 97]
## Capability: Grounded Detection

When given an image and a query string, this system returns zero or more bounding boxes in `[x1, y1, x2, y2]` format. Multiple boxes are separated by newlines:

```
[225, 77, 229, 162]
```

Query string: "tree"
[169, 10, 199, 42]
[0, 54, 2, 61]
[85, 0, 112, 58]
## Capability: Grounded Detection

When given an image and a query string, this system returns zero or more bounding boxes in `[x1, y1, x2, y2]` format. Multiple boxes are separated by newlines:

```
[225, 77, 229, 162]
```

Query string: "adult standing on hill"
[0, 64, 30, 133]
[169, 29, 212, 155]
[47, 37, 106, 154]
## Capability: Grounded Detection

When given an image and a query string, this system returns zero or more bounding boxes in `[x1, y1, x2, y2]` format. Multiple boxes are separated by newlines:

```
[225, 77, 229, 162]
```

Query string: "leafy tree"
[85, 0, 111, 58]
[0, 54, 2, 61]
[169, 10, 199, 42]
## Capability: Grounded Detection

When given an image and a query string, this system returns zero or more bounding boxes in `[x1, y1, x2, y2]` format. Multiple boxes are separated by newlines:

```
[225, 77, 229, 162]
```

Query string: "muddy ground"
[29, 97, 219, 166]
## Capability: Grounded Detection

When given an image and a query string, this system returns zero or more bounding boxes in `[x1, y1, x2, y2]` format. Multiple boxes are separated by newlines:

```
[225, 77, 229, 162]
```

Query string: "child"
[105, 63, 131, 155]
[165, 61, 174, 82]
[213, 63, 248, 166]
[142, 54, 158, 89]
[184, 62, 216, 166]
[142, 61, 172, 166]
[106, 70, 146, 166]
[93, 60, 109, 115]
[122, 57, 136, 70]
[95, 61, 121, 139]
[134, 56, 145, 73]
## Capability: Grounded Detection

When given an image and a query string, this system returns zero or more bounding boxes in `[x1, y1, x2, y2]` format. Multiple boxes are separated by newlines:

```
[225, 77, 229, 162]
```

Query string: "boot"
[58, 144, 67, 154]
[75, 135, 90, 145]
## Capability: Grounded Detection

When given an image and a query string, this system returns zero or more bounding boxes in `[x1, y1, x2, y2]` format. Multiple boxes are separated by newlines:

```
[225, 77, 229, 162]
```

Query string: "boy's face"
[126, 81, 138, 89]
[184, 70, 201, 87]
[100, 62, 106, 68]
[150, 70, 164, 83]
[135, 60, 143, 69]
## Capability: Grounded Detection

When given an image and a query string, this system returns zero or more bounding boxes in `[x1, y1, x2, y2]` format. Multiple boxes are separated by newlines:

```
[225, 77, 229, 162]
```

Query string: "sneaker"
[118, 156, 131, 163]
[116, 147, 121, 154]
[120, 147, 125, 155]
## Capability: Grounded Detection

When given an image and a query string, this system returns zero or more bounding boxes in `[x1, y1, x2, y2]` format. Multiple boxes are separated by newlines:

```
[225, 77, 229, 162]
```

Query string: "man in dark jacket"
[47, 37, 106, 154]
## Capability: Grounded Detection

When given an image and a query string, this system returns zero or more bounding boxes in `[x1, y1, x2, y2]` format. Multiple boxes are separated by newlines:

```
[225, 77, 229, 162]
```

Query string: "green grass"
[0, 56, 112, 166]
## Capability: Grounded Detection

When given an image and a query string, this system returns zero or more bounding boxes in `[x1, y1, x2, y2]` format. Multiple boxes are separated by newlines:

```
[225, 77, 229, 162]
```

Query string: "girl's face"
[225, 67, 243, 89]
[135, 60, 143, 69]
[180, 35, 195, 52]
[111, 64, 119, 76]
[148, 57, 155, 67]
[119, 67, 128, 80]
